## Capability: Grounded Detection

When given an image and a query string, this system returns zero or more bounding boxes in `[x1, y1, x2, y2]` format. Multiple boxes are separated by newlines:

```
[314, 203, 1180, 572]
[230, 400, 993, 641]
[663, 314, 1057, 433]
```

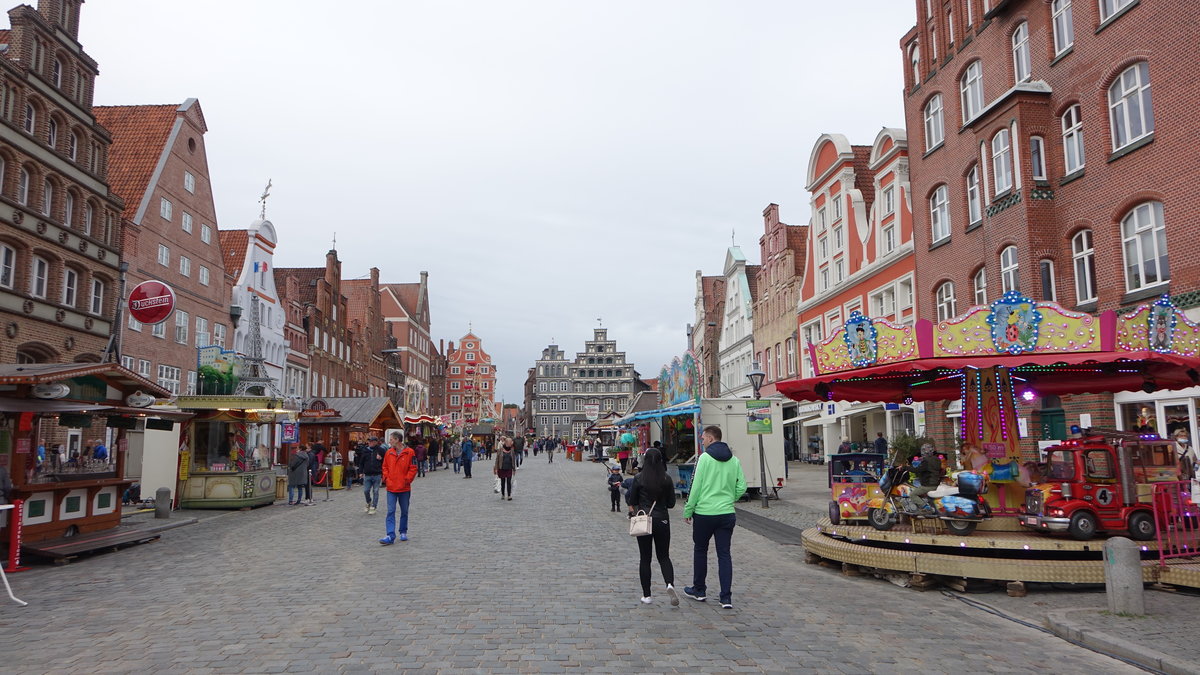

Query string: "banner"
[282, 422, 299, 443]
[584, 404, 600, 421]
[746, 400, 773, 435]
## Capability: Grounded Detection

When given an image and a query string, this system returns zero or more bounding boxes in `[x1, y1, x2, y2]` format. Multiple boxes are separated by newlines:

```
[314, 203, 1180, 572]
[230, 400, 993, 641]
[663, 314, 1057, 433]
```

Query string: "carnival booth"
[174, 395, 289, 509]
[0, 363, 177, 548]
[615, 354, 702, 492]
[299, 397, 401, 488]
[780, 293, 1200, 589]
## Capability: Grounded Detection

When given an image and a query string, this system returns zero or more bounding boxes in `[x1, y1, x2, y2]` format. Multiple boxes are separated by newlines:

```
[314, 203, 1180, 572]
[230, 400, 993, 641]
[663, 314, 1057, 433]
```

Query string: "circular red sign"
[127, 280, 176, 325]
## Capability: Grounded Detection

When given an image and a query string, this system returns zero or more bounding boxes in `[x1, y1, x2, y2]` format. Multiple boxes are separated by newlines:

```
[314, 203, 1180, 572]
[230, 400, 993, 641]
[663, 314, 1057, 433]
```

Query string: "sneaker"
[368, 507, 377, 515]
[666, 585, 680, 606]
[364, 505, 370, 514]
[683, 587, 706, 602]
[507, 496, 512, 501]
[640, 596, 652, 604]
[721, 602, 733, 609]
[399, 533, 408, 542]
[379, 536, 395, 546]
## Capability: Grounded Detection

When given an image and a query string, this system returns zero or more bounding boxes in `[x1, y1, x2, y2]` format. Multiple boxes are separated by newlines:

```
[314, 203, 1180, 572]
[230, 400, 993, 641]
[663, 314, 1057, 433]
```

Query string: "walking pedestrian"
[450, 440, 462, 474]
[494, 441, 517, 501]
[306, 441, 323, 504]
[546, 440, 554, 463]
[361, 436, 386, 514]
[628, 448, 678, 605]
[617, 444, 631, 474]
[415, 440, 428, 478]
[607, 465, 623, 511]
[461, 437, 475, 479]
[683, 425, 746, 609]
[379, 432, 417, 545]
[286, 445, 309, 505]
[513, 435, 525, 466]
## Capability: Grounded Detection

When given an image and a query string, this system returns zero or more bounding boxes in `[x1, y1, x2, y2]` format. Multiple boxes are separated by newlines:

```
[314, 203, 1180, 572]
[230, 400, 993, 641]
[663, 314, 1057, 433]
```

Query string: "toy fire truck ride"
[1019, 429, 1180, 541]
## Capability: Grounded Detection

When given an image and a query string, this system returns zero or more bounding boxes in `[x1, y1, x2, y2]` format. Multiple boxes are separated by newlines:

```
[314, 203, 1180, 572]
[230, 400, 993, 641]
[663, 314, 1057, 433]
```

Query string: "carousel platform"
[803, 519, 1200, 590]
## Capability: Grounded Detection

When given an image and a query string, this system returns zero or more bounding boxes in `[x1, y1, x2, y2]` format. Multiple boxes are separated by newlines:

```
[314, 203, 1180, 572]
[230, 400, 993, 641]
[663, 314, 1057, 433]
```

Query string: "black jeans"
[637, 518, 674, 598]
[499, 475, 513, 496]
[610, 489, 621, 510]
[462, 460, 472, 478]
[692, 512, 736, 604]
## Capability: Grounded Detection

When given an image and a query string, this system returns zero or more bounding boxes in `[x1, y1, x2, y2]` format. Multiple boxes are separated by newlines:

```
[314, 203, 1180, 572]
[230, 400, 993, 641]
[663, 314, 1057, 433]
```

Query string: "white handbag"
[628, 501, 656, 537]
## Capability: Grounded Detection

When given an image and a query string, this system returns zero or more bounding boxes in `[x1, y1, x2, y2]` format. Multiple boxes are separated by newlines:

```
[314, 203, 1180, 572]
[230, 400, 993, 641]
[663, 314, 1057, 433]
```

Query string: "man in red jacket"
[380, 431, 417, 545]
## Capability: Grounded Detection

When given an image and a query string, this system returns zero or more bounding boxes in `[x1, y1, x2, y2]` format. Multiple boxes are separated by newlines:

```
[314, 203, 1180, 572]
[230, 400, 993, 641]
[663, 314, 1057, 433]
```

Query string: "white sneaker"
[640, 596, 652, 604]
[666, 585, 679, 606]
[368, 507, 376, 515]
[364, 505, 370, 514]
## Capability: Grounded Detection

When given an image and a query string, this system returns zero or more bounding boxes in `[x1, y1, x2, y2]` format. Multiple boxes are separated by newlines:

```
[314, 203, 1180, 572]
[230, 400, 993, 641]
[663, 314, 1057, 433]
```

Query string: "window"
[466, 352, 475, 361]
[182, 212, 192, 233]
[152, 321, 165, 338]
[83, 203, 93, 235]
[947, 8, 955, 44]
[195, 317, 209, 346]
[187, 370, 197, 395]
[1108, 62, 1153, 150]
[213, 323, 226, 347]
[882, 224, 896, 254]
[128, 313, 141, 331]
[179, 256, 191, 277]
[966, 1, 974, 26]
[833, 225, 844, 250]
[1039, 260, 1057, 301]
[200, 224, 211, 243]
[450, 366, 460, 375]
[924, 95, 944, 150]
[966, 165, 982, 225]
[1060, 105, 1086, 175]
[0, 245, 13, 288]
[818, 207, 827, 229]
[138, 359, 151, 377]
[160, 197, 172, 221]
[1121, 202, 1168, 291]
[833, 197, 842, 221]
[41, 178, 53, 216]
[883, 185, 895, 214]
[199, 266, 210, 286]
[121, 355, 134, 370]
[991, 129, 1013, 195]
[184, 172, 195, 193]
[1072, 230, 1097, 304]
[47, 117, 57, 148]
[801, 321, 823, 377]
[30, 256, 48, 298]
[936, 282, 957, 321]
[908, 41, 921, 89]
[1001, 246, 1019, 292]
[973, 268, 987, 305]
[63, 191, 74, 227]
[157, 365, 180, 396]
[175, 310, 189, 344]
[786, 339, 796, 375]
[834, 257, 845, 282]
[960, 61, 983, 122]
[480, 366, 489, 373]
[871, 287, 897, 318]
[1030, 136, 1046, 181]
[157, 244, 169, 266]
[17, 167, 29, 205]
[930, 185, 950, 242]
[61, 268, 77, 306]
[818, 236, 828, 261]
[1012, 22, 1031, 83]
[1100, 0, 1134, 21]
[1052, 0, 1074, 54]
[23, 103, 34, 134]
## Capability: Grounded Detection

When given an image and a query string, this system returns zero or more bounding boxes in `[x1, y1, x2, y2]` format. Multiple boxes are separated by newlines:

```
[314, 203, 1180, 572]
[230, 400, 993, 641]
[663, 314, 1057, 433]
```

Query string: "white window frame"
[156, 364, 181, 396]
[1062, 105, 1085, 174]
[199, 266, 210, 286]
[184, 171, 195, 193]
[924, 94, 944, 150]
[213, 323, 227, 347]
[991, 129, 1013, 195]
[930, 185, 950, 243]
[17, 167, 29, 205]
[30, 256, 48, 298]
[450, 366, 461, 375]
[160, 197, 172, 221]
[936, 282, 957, 321]
[1108, 62, 1153, 151]
[0, 244, 14, 289]
[1100, 0, 1134, 22]
[61, 268, 77, 306]
[1030, 136, 1047, 181]
[1000, 246, 1019, 293]
[966, 165, 982, 225]
[157, 244, 169, 267]
[881, 223, 896, 255]
[973, 268, 987, 305]
[1012, 22, 1031, 83]
[200, 224, 212, 244]
[1052, 0, 1074, 55]
[196, 316, 209, 346]
[42, 178, 53, 216]
[883, 185, 895, 214]
[181, 212, 192, 234]
[960, 61, 983, 123]
[89, 278, 104, 315]
[1072, 230, 1097, 304]
[175, 310, 189, 344]
[138, 359, 151, 377]
[1121, 202, 1168, 291]
[152, 321, 165, 339]
[179, 256, 191, 277]
[1039, 260, 1057, 301]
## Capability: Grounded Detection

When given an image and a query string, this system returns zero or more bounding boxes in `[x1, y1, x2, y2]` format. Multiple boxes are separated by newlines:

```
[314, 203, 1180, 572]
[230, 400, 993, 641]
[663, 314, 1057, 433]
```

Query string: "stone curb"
[140, 517, 199, 534]
[1044, 608, 1196, 675]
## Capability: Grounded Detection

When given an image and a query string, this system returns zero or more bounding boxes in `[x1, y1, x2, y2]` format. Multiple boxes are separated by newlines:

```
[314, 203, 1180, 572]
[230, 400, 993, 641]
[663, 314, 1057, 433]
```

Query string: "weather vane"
[731, 228, 736, 247]
[597, 317, 603, 327]
[258, 179, 272, 219]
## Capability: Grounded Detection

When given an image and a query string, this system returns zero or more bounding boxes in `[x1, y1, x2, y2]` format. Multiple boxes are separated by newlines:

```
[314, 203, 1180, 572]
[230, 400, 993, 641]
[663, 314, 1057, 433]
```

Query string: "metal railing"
[1152, 480, 1199, 565]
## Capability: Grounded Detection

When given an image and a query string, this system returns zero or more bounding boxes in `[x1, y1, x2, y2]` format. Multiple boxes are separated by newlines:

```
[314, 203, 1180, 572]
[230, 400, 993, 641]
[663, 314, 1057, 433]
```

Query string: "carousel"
[779, 292, 1200, 590]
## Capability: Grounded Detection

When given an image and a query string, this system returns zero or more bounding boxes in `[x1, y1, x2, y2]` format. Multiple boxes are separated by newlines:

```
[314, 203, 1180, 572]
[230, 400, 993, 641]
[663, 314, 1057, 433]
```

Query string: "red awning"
[776, 351, 1200, 403]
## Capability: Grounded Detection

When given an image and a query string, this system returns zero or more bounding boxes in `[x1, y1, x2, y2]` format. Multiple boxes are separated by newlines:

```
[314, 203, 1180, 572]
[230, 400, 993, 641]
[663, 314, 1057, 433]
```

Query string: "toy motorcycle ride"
[866, 466, 992, 535]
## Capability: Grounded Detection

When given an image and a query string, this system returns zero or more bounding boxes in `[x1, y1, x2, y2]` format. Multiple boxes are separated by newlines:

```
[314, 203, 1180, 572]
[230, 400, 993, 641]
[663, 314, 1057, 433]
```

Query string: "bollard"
[154, 487, 172, 519]
[1103, 536, 1145, 616]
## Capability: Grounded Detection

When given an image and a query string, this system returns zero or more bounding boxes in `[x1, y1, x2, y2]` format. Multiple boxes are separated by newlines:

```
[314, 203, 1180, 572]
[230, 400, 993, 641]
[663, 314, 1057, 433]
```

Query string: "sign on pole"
[127, 280, 176, 325]
[746, 400, 773, 435]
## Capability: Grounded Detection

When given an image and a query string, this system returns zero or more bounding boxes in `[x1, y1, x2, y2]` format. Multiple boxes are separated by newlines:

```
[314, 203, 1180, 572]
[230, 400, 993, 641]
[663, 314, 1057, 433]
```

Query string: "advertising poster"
[282, 422, 299, 443]
[746, 400, 772, 435]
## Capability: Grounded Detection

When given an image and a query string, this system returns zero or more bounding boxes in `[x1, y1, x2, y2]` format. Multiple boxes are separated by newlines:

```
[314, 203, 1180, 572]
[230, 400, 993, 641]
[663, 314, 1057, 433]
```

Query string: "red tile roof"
[342, 279, 375, 326]
[745, 265, 762, 302]
[219, 230, 249, 281]
[93, 104, 178, 222]
[274, 267, 324, 305]
[641, 378, 659, 391]
[382, 282, 421, 316]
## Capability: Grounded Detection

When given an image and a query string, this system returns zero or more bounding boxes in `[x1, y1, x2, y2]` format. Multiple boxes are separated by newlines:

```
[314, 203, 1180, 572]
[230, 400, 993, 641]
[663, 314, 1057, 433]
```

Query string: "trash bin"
[332, 465, 344, 490]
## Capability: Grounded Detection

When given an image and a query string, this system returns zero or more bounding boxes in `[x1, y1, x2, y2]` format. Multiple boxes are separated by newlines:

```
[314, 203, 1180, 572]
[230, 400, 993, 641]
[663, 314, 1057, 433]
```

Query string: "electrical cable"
[939, 590, 1163, 674]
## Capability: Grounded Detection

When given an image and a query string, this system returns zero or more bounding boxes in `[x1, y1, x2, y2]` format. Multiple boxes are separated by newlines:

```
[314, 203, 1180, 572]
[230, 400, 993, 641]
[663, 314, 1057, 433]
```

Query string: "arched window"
[1000, 246, 1019, 292]
[1012, 22, 1031, 83]
[17, 167, 30, 205]
[960, 61, 983, 122]
[42, 178, 54, 216]
[908, 41, 921, 88]
[924, 94, 944, 150]
[1108, 62, 1153, 150]
[936, 282, 957, 321]
[30, 255, 49, 298]
[1072, 230, 1096, 304]
[973, 268, 987, 305]
[0, 243, 15, 289]
[1039, 260, 1057, 301]
[1052, 0, 1074, 55]
[52, 57, 63, 87]
[1062, 105, 1085, 174]
[23, 102, 34, 134]
[966, 165, 982, 225]
[929, 185, 950, 242]
[64, 191, 74, 227]
[1121, 202, 1168, 291]
[1029, 136, 1046, 181]
[83, 202, 93, 235]
[69, 131, 79, 160]
[61, 267, 78, 306]
[47, 117, 57, 148]
[991, 129, 1013, 195]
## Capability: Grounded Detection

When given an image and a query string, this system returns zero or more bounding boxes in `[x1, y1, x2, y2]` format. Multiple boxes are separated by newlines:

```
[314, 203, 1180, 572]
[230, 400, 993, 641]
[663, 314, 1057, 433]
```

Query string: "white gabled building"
[717, 247, 759, 398]
[218, 219, 287, 393]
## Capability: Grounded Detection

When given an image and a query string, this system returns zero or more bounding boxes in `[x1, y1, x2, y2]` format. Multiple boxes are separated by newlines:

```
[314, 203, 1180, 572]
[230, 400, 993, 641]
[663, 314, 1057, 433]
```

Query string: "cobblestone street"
[0, 458, 1141, 674]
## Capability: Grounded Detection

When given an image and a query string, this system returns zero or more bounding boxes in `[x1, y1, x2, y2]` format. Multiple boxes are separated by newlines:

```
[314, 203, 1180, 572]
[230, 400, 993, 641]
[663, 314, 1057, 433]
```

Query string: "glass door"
[1159, 399, 1195, 442]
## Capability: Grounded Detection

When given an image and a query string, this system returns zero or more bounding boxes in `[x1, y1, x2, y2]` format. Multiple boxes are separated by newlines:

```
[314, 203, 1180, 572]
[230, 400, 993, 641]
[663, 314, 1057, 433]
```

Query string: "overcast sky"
[81, 1, 915, 404]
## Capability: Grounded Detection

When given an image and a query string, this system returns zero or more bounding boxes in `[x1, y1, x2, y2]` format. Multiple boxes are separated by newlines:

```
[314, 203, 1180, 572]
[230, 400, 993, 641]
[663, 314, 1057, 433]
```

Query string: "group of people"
[616, 426, 747, 609]
[284, 441, 343, 505]
[31, 439, 109, 473]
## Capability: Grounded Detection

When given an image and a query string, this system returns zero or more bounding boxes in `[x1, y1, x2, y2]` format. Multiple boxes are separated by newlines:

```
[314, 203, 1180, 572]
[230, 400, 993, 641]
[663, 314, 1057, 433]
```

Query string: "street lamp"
[747, 361, 769, 508]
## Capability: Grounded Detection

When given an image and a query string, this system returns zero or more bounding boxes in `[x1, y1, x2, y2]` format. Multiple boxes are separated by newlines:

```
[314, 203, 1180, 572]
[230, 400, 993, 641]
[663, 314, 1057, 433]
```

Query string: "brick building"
[690, 272, 725, 398]
[444, 332, 496, 426]
[0, 0, 124, 365]
[751, 204, 807, 396]
[96, 100, 231, 395]
[429, 339, 449, 421]
[901, 1, 1197, 449]
[797, 129, 916, 456]
[342, 272, 390, 399]
[275, 271, 309, 410]
[380, 272, 432, 415]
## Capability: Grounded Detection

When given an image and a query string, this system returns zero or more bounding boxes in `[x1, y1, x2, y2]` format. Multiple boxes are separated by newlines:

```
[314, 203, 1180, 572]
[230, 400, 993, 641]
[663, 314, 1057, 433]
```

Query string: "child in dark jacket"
[607, 466, 623, 512]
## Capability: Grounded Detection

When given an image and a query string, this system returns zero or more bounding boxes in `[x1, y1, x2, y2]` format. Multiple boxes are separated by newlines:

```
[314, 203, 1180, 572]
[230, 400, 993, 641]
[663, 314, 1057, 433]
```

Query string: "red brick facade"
[752, 203, 808, 396]
[380, 273, 432, 414]
[444, 332, 496, 425]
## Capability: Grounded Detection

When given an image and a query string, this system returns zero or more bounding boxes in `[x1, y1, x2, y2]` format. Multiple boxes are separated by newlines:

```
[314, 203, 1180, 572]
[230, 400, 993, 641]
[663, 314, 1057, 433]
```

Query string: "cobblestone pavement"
[0, 458, 1141, 673]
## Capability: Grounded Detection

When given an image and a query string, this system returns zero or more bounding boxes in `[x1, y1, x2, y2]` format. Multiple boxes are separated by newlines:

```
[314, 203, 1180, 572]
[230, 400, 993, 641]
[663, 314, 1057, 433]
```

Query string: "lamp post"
[747, 361, 769, 508]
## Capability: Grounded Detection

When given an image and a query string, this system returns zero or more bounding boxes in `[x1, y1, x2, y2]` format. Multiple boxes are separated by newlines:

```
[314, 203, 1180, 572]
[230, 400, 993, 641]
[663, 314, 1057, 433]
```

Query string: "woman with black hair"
[627, 448, 678, 605]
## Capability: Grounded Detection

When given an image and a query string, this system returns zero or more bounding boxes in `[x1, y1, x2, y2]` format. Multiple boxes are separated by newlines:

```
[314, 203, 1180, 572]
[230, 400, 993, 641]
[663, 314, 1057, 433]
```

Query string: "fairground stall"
[779, 293, 1200, 590]
[174, 394, 289, 509]
[0, 363, 174, 552]
[616, 354, 701, 489]
[299, 397, 401, 487]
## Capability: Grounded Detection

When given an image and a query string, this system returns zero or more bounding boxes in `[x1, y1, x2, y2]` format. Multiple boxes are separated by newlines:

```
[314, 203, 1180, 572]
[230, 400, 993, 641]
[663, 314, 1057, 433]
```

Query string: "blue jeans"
[385, 490, 410, 538]
[362, 474, 382, 507]
[462, 459, 472, 478]
[453, 456, 461, 473]
[692, 512, 736, 604]
[287, 484, 304, 504]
